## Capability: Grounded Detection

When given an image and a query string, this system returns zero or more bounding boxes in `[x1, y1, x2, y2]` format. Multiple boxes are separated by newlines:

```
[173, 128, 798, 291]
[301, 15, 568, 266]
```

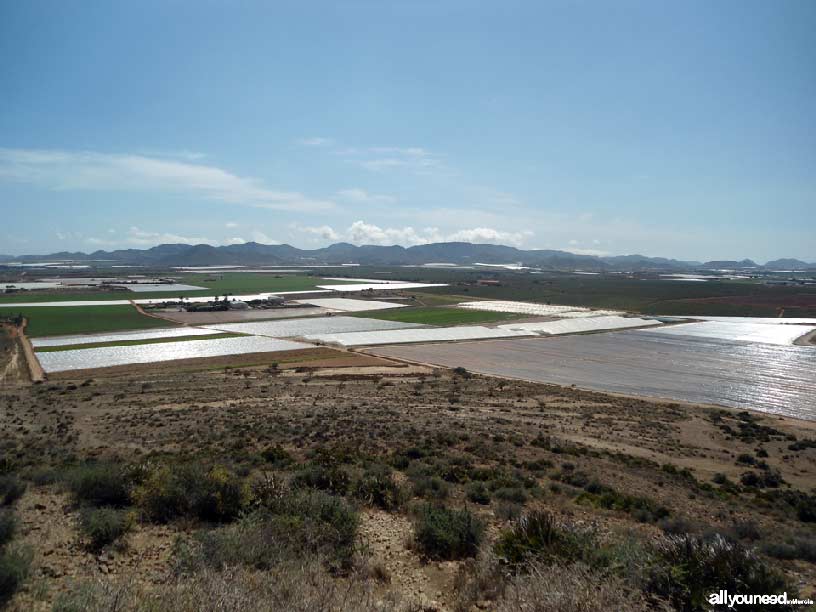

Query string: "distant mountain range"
[1, 242, 814, 272]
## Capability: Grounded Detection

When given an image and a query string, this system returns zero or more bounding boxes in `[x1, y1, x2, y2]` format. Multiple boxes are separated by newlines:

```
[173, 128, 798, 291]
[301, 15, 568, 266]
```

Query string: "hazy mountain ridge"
[2, 242, 814, 271]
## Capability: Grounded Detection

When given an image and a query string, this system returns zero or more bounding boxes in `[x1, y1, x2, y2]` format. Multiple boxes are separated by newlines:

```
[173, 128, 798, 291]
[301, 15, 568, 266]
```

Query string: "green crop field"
[34, 332, 242, 352]
[351, 306, 521, 325]
[0, 274, 356, 304]
[2, 305, 178, 337]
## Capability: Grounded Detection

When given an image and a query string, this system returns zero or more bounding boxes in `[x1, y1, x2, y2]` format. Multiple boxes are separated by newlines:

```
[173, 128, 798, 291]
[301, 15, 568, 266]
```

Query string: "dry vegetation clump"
[53, 563, 415, 612]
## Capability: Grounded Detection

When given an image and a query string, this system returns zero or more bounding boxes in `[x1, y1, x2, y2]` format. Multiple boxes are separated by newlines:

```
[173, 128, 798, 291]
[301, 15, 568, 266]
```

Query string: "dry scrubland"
[0, 354, 815, 610]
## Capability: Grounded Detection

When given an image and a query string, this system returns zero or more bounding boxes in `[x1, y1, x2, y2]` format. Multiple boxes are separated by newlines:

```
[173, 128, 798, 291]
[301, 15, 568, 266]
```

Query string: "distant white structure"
[228, 300, 249, 310]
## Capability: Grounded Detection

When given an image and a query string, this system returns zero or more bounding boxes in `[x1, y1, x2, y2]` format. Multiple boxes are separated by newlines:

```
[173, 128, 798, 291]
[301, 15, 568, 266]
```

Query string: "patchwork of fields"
[2, 270, 814, 423]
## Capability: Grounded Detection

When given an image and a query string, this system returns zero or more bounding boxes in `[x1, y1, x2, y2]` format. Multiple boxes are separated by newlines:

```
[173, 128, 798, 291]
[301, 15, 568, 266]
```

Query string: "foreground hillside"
[1, 363, 815, 610]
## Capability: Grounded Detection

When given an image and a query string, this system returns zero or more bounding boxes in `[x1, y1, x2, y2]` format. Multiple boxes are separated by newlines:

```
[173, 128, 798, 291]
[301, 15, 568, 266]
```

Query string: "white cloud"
[347, 221, 429, 246]
[301, 225, 340, 241]
[125, 226, 213, 246]
[0, 148, 335, 212]
[336, 188, 396, 205]
[84, 227, 215, 248]
[250, 231, 279, 244]
[327, 143, 441, 173]
[446, 227, 532, 247]
[343, 221, 532, 247]
[297, 137, 333, 147]
[225, 221, 239, 228]
[225, 237, 245, 245]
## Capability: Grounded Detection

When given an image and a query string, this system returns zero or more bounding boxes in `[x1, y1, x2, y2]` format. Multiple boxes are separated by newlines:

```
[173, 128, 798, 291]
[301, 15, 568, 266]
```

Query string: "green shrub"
[495, 511, 593, 568]
[494, 487, 528, 504]
[188, 490, 359, 573]
[0, 545, 32, 605]
[64, 463, 131, 507]
[135, 464, 247, 523]
[260, 445, 292, 467]
[411, 475, 449, 500]
[740, 469, 784, 489]
[22, 466, 60, 486]
[466, 482, 490, 505]
[0, 510, 16, 548]
[413, 504, 483, 560]
[0, 476, 26, 507]
[762, 536, 816, 563]
[352, 464, 404, 510]
[576, 483, 669, 523]
[78, 507, 133, 551]
[291, 464, 350, 496]
[647, 534, 792, 611]
[495, 501, 523, 521]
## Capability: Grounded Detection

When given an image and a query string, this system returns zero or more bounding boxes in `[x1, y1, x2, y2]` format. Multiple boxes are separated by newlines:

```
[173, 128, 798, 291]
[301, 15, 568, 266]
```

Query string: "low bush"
[756, 489, 816, 523]
[186, 490, 359, 573]
[494, 511, 593, 568]
[413, 504, 483, 560]
[647, 534, 792, 611]
[494, 487, 528, 504]
[762, 536, 816, 563]
[260, 445, 292, 467]
[0, 475, 26, 507]
[291, 464, 350, 496]
[411, 475, 450, 501]
[740, 469, 784, 489]
[135, 464, 247, 523]
[466, 482, 490, 505]
[64, 463, 131, 508]
[54, 562, 401, 612]
[0, 510, 15, 548]
[352, 464, 404, 511]
[495, 561, 653, 612]
[0, 545, 32, 605]
[78, 507, 133, 551]
[495, 501, 523, 521]
[576, 483, 669, 523]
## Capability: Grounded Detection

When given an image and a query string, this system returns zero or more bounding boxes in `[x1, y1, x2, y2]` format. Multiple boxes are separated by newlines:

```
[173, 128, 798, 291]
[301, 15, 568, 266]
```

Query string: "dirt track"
[17, 320, 43, 382]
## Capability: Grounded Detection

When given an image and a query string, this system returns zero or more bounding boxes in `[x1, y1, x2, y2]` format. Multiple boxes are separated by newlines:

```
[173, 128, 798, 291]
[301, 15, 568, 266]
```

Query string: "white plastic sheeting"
[499, 316, 661, 335]
[316, 283, 448, 292]
[37, 336, 311, 373]
[31, 327, 218, 348]
[320, 278, 405, 284]
[202, 316, 424, 338]
[457, 301, 590, 316]
[305, 326, 534, 347]
[686, 316, 816, 325]
[640, 321, 815, 346]
[293, 298, 407, 312]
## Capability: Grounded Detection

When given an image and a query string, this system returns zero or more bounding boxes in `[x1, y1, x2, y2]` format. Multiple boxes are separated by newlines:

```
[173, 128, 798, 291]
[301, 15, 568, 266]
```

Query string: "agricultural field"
[351, 306, 522, 326]
[0, 274, 355, 303]
[326, 267, 816, 317]
[3, 305, 177, 337]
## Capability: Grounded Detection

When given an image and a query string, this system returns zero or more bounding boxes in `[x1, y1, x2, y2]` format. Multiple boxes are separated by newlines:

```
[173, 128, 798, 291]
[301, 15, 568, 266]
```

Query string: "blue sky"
[1, 0, 814, 262]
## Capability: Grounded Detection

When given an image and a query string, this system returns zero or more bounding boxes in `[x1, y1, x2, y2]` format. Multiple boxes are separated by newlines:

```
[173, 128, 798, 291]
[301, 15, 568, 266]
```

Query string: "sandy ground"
[0, 324, 30, 385]
[17, 320, 44, 383]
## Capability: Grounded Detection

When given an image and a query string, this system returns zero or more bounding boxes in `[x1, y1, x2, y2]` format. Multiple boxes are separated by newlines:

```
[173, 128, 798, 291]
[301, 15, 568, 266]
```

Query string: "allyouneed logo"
[708, 590, 814, 607]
